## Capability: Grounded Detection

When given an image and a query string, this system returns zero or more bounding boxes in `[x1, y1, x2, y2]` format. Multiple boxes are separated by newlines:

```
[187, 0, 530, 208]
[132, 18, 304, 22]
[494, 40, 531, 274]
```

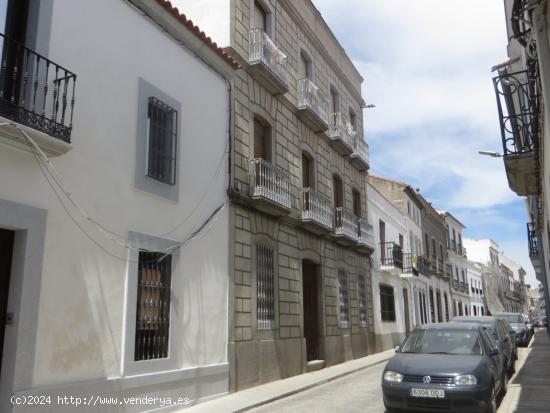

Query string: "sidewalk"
[175, 349, 394, 413]
[499, 330, 550, 412]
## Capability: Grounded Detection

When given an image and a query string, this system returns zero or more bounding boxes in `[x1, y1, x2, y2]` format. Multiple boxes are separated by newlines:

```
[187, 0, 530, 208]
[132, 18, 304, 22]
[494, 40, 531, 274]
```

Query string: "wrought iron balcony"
[350, 136, 369, 171]
[460, 245, 467, 258]
[249, 158, 291, 214]
[0, 32, 76, 143]
[296, 78, 329, 132]
[248, 28, 288, 94]
[403, 253, 419, 276]
[334, 207, 358, 242]
[380, 242, 403, 270]
[527, 222, 539, 257]
[328, 113, 355, 155]
[417, 256, 431, 277]
[450, 239, 457, 252]
[301, 187, 332, 233]
[493, 69, 539, 195]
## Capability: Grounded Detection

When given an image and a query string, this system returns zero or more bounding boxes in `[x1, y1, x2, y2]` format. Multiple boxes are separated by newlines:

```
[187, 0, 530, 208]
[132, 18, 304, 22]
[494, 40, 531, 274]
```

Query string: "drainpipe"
[531, 0, 550, 336]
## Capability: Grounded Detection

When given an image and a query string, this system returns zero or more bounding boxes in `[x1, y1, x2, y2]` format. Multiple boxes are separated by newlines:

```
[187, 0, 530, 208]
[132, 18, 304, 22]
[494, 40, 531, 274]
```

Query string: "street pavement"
[250, 330, 548, 413]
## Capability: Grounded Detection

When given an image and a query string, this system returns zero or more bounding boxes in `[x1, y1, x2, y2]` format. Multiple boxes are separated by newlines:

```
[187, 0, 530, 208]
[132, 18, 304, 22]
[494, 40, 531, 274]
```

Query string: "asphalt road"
[250, 336, 535, 413]
[249, 361, 388, 413]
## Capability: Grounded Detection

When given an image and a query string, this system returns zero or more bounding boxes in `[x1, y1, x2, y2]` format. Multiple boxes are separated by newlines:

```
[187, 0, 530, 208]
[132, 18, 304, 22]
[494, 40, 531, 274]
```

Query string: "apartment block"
[184, 0, 374, 391]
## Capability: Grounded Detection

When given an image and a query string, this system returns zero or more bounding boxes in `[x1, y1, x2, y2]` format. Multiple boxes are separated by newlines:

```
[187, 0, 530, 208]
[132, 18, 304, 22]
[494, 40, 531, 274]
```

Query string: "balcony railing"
[328, 112, 355, 155]
[446, 263, 452, 279]
[357, 218, 375, 249]
[527, 222, 539, 257]
[248, 28, 288, 93]
[301, 187, 332, 230]
[350, 136, 369, 171]
[451, 239, 457, 252]
[380, 242, 403, 270]
[493, 69, 538, 156]
[403, 253, 418, 275]
[249, 158, 291, 209]
[460, 245, 467, 258]
[334, 207, 358, 241]
[0, 32, 76, 143]
[296, 77, 329, 131]
[418, 256, 431, 277]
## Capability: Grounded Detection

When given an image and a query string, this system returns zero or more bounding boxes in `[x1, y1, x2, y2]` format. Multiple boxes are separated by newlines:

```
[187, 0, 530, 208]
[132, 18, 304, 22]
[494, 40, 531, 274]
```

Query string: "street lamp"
[478, 150, 502, 158]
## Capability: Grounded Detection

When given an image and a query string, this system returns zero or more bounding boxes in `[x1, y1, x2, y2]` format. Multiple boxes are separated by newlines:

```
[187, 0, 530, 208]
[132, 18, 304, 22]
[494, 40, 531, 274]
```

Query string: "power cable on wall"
[3, 122, 227, 262]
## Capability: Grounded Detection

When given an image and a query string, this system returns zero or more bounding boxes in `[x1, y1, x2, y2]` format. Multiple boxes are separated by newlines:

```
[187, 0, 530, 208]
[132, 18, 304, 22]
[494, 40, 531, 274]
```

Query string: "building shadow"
[505, 329, 550, 412]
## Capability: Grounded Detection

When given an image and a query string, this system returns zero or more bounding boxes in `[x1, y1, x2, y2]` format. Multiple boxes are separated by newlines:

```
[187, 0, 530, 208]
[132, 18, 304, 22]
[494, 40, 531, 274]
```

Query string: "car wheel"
[486, 383, 497, 413]
[500, 371, 508, 396]
[383, 401, 398, 412]
[508, 358, 516, 376]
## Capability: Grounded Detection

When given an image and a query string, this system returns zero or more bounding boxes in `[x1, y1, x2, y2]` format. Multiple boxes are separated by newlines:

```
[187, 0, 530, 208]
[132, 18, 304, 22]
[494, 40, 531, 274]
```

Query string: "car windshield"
[496, 314, 523, 323]
[401, 329, 482, 355]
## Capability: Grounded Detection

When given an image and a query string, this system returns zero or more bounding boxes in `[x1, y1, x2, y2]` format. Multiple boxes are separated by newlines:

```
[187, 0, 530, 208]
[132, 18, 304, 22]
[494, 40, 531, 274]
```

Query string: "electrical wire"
[3, 122, 227, 261]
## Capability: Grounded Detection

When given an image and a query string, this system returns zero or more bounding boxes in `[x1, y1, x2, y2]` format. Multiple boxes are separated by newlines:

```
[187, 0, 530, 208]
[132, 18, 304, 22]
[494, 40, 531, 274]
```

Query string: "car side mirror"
[489, 348, 499, 356]
[394, 346, 401, 353]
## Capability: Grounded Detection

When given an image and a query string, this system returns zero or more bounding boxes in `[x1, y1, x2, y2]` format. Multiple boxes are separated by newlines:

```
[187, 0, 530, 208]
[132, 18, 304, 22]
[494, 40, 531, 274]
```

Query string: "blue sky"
[314, 0, 538, 286]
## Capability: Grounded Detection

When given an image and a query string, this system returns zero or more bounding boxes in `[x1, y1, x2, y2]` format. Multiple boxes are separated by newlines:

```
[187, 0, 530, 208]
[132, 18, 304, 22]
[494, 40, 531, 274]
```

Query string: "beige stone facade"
[223, 0, 374, 391]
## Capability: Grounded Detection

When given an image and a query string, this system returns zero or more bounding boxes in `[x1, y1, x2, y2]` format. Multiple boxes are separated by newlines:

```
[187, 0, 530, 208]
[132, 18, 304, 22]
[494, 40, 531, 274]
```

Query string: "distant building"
[467, 261, 486, 316]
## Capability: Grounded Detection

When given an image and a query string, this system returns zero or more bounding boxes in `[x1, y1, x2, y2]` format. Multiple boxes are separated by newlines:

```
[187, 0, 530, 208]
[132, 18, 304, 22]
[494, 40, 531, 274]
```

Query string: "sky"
[313, 0, 538, 287]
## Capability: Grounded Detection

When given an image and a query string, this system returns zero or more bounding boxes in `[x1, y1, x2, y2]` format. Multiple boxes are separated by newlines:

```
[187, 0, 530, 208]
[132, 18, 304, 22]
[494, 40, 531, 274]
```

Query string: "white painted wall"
[367, 184, 408, 343]
[0, 0, 230, 410]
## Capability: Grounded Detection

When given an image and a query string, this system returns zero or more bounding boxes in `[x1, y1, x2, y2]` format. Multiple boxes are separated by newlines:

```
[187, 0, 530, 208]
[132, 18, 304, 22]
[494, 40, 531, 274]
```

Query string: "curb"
[235, 354, 393, 412]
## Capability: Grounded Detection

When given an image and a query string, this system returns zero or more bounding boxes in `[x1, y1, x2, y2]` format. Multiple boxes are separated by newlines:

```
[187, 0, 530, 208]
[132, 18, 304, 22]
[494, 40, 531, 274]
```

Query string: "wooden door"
[302, 260, 319, 361]
[0, 229, 15, 377]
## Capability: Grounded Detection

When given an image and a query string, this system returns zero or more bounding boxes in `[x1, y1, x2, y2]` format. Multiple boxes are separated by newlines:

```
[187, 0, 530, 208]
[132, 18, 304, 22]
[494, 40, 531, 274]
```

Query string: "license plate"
[410, 388, 445, 398]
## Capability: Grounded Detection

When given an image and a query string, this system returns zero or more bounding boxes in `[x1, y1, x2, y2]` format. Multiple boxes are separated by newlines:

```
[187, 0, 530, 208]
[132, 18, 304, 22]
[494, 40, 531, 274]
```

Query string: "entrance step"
[307, 359, 325, 372]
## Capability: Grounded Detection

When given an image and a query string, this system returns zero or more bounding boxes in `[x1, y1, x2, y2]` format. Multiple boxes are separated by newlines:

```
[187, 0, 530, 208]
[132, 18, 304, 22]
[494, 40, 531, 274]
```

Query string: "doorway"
[302, 260, 320, 361]
[0, 228, 15, 378]
[403, 288, 410, 334]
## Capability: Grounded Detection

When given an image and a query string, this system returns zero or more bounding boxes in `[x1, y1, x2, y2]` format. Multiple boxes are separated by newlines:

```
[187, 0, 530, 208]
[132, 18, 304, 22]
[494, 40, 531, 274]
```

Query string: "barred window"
[338, 270, 350, 328]
[358, 274, 368, 327]
[146, 97, 178, 185]
[380, 284, 395, 322]
[257, 244, 275, 330]
[135, 251, 172, 361]
[444, 293, 450, 321]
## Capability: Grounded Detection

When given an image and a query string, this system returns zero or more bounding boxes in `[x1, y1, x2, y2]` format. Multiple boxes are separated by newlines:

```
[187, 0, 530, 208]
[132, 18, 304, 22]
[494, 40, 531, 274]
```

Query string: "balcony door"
[0, 0, 29, 103]
[252, 0, 267, 31]
[254, 117, 271, 162]
[332, 175, 343, 208]
[302, 153, 312, 189]
[299, 52, 311, 80]
[379, 220, 386, 261]
[403, 288, 411, 334]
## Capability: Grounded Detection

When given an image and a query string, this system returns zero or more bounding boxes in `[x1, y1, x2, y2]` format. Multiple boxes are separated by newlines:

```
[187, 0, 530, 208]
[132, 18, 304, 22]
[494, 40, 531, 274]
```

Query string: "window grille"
[380, 284, 396, 322]
[358, 274, 368, 327]
[135, 251, 172, 361]
[338, 270, 350, 327]
[257, 244, 275, 330]
[444, 293, 450, 321]
[146, 97, 178, 185]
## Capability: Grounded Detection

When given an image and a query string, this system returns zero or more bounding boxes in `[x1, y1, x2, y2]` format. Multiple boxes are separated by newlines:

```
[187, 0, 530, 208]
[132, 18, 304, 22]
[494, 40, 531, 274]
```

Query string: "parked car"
[534, 315, 548, 327]
[382, 323, 507, 413]
[494, 313, 530, 346]
[452, 316, 516, 375]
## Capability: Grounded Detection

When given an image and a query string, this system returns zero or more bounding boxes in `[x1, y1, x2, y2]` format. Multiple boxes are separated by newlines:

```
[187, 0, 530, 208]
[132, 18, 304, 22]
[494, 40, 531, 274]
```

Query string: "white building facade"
[0, 1, 237, 411]
[440, 212, 470, 317]
[467, 261, 486, 316]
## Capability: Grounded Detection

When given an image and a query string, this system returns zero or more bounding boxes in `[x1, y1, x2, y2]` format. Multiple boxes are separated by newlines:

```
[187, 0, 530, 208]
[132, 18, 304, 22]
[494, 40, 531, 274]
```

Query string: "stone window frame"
[251, 234, 279, 340]
[250, 0, 275, 38]
[300, 146, 317, 189]
[298, 47, 314, 82]
[135, 78, 182, 202]
[249, 106, 276, 165]
[357, 272, 369, 328]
